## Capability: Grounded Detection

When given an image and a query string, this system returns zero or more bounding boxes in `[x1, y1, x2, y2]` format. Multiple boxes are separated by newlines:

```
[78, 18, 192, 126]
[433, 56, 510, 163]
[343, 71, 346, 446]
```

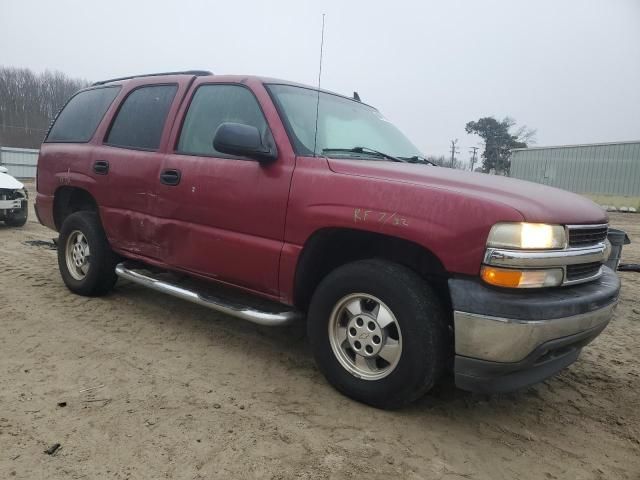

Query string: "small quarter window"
[46, 87, 120, 143]
[178, 84, 268, 156]
[106, 85, 177, 150]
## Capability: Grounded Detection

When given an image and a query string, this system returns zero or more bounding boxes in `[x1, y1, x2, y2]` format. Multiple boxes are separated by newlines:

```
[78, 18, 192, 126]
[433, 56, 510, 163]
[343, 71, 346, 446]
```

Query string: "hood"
[0, 171, 24, 191]
[327, 159, 607, 225]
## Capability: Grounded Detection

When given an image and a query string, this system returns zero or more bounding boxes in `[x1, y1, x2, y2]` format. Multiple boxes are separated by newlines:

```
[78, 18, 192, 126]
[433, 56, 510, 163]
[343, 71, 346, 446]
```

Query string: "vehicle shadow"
[111, 278, 592, 418]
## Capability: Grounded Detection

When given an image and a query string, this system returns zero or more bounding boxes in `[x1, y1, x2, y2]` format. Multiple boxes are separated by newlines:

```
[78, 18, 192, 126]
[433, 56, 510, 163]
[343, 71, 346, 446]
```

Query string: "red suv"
[35, 71, 620, 408]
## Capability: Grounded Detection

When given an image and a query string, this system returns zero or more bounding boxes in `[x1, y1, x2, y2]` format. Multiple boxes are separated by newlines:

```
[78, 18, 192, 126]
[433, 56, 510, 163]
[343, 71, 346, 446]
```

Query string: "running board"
[115, 263, 302, 326]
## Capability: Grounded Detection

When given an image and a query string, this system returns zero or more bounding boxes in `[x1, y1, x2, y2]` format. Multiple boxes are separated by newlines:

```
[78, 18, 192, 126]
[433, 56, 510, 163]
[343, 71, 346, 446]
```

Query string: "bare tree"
[0, 66, 89, 148]
[513, 125, 537, 145]
[504, 116, 537, 145]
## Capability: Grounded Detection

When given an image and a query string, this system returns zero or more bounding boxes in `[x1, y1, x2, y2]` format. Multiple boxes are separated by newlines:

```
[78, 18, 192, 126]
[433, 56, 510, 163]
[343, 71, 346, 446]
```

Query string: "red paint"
[36, 74, 608, 306]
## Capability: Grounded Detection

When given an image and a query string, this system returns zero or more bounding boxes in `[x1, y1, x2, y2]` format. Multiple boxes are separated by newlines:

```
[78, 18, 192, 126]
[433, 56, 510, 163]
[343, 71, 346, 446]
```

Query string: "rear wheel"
[308, 259, 450, 409]
[57, 211, 118, 296]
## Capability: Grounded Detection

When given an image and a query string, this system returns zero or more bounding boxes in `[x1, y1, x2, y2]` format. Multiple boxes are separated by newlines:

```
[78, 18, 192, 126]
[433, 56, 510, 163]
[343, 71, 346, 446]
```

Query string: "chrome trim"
[484, 243, 609, 268]
[115, 263, 302, 326]
[484, 241, 610, 286]
[566, 223, 608, 230]
[454, 302, 616, 363]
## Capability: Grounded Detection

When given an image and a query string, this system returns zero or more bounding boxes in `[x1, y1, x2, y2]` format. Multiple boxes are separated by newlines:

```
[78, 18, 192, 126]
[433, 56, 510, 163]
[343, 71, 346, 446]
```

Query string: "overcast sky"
[2, 0, 639, 160]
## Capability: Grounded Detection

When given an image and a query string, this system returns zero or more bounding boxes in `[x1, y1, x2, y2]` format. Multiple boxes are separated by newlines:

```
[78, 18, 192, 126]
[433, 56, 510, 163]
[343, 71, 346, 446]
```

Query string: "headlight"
[487, 222, 566, 250]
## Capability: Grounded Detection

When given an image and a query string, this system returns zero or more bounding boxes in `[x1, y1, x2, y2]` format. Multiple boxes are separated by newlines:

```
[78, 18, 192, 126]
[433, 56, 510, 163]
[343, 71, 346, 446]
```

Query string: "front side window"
[177, 84, 268, 156]
[266, 84, 421, 159]
[106, 84, 177, 150]
[46, 87, 120, 143]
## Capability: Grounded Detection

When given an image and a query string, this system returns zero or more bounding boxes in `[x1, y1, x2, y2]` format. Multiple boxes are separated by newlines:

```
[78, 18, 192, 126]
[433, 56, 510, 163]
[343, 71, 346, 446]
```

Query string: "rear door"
[91, 79, 187, 258]
[37, 85, 121, 230]
[154, 78, 296, 297]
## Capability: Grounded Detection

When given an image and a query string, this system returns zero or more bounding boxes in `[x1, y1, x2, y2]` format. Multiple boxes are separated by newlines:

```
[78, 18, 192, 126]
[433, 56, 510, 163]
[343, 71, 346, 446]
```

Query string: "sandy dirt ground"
[1, 188, 639, 479]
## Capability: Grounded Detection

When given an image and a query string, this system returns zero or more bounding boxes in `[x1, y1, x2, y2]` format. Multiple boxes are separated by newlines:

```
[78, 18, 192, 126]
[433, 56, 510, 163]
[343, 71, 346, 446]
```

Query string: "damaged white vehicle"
[0, 166, 28, 227]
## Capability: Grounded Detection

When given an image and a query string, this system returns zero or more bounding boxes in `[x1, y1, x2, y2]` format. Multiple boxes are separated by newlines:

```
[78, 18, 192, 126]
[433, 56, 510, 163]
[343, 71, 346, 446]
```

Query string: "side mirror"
[0, 166, 8, 174]
[213, 122, 277, 163]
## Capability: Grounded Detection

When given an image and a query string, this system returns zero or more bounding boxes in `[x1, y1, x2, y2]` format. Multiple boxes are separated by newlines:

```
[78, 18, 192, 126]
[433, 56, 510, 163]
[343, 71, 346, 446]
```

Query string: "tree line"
[0, 66, 89, 148]
[423, 155, 466, 169]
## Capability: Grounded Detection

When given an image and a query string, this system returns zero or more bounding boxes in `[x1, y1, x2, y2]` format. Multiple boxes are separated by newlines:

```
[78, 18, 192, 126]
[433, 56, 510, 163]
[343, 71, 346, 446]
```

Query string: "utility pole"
[449, 139, 460, 168]
[469, 146, 479, 171]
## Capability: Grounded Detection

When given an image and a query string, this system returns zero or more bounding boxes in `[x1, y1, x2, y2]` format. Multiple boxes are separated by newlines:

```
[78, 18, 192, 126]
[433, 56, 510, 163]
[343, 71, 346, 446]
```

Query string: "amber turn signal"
[481, 266, 522, 287]
[481, 266, 564, 288]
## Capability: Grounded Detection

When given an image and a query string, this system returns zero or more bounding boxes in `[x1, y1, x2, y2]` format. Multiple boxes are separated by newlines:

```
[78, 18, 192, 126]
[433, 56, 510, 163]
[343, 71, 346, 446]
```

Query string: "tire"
[5, 203, 28, 227]
[57, 211, 118, 296]
[307, 259, 450, 409]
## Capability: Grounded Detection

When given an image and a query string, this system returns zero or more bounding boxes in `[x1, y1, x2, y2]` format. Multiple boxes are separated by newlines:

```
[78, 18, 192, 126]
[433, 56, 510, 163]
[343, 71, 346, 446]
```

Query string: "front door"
[154, 81, 295, 297]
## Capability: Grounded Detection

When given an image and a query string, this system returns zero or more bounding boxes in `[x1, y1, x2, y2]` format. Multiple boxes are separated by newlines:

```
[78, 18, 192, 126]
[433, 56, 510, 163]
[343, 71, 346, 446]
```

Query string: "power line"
[469, 146, 479, 171]
[449, 139, 460, 168]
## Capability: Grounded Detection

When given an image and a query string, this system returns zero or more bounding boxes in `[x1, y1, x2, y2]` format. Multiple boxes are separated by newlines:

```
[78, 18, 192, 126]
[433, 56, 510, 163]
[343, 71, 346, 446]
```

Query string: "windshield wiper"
[322, 147, 408, 163]
[398, 155, 438, 166]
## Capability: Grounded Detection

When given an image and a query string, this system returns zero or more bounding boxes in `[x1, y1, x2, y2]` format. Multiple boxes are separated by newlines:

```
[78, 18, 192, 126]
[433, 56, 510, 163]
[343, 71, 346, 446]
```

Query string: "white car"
[0, 166, 28, 227]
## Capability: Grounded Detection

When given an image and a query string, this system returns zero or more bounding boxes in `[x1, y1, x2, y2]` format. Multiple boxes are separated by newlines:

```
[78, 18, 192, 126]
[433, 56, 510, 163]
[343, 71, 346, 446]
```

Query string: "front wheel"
[57, 211, 118, 296]
[308, 259, 450, 409]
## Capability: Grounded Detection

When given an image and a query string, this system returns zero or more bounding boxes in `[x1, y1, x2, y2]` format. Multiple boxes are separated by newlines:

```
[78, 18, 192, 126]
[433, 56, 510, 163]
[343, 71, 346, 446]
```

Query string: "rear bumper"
[449, 267, 620, 393]
[34, 193, 55, 230]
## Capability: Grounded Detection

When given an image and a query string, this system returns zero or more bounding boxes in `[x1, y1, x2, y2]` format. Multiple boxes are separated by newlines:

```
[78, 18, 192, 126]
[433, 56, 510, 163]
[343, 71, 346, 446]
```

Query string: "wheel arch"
[292, 228, 451, 312]
[53, 186, 99, 231]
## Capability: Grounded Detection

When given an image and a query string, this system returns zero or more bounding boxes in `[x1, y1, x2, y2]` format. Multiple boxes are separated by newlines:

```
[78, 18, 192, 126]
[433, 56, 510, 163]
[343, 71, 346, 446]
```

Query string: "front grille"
[566, 262, 602, 281]
[0, 188, 23, 200]
[568, 225, 608, 247]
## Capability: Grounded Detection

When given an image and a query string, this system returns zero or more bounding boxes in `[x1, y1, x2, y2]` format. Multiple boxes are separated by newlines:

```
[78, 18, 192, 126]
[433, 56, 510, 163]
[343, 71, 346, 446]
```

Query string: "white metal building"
[0, 146, 39, 178]
[510, 141, 640, 209]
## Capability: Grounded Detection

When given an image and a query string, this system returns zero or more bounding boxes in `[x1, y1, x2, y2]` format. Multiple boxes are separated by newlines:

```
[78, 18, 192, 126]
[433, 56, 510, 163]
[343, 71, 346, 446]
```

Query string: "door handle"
[93, 160, 109, 175]
[160, 169, 181, 186]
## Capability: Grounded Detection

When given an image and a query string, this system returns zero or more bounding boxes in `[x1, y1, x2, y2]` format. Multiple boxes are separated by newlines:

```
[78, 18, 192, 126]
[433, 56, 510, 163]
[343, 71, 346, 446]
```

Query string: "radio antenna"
[312, 13, 326, 157]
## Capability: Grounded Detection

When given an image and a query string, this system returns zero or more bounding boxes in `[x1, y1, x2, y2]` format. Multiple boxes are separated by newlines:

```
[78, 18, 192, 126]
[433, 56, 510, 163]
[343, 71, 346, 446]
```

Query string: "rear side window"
[46, 87, 120, 143]
[106, 84, 177, 150]
[177, 84, 268, 156]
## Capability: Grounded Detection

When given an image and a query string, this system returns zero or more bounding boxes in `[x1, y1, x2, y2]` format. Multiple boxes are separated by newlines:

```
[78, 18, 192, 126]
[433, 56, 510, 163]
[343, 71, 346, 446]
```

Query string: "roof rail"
[92, 70, 213, 86]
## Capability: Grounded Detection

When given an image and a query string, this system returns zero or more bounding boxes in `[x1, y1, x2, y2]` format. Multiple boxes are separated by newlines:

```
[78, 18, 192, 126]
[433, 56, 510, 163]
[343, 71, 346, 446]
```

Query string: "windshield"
[266, 84, 422, 159]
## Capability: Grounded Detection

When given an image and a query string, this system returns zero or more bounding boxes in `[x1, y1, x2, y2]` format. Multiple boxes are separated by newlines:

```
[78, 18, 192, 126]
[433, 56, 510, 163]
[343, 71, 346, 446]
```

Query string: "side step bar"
[115, 263, 303, 327]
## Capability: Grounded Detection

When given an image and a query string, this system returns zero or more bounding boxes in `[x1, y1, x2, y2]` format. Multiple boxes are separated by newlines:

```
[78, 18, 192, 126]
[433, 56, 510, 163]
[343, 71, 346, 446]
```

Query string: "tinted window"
[106, 85, 177, 150]
[46, 87, 120, 143]
[178, 84, 268, 156]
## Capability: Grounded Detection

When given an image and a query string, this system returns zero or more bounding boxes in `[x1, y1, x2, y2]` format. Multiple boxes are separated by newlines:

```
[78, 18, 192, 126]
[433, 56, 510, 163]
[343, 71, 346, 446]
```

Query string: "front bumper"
[449, 266, 620, 393]
[0, 198, 23, 210]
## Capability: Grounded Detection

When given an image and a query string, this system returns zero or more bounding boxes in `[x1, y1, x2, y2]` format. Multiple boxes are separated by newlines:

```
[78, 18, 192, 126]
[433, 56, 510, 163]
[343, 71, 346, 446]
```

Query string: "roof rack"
[92, 70, 213, 86]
